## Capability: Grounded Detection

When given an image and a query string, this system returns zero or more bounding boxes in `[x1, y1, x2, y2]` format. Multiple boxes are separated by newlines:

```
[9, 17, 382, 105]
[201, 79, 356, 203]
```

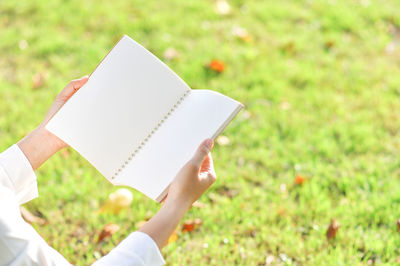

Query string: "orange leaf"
[208, 60, 226, 73]
[326, 219, 340, 241]
[97, 223, 119, 243]
[182, 218, 203, 232]
[182, 220, 195, 232]
[294, 175, 306, 185]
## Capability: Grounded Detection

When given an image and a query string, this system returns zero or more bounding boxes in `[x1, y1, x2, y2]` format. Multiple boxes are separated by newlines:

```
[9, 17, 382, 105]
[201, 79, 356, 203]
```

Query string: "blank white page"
[113, 90, 243, 201]
[46, 35, 189, 178]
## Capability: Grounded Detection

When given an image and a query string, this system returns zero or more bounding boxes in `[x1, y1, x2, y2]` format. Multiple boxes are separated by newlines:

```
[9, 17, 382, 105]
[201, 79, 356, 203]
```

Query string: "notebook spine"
[111, 89, 191, 180]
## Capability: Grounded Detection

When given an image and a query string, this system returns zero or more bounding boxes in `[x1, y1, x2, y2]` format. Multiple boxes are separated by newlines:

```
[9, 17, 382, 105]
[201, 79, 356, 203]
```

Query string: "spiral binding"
[111, 89, 191, 180]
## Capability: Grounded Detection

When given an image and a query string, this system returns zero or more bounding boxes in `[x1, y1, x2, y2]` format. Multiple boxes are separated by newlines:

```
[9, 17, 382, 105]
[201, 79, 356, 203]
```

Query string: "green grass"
[1, 0, 400, 264]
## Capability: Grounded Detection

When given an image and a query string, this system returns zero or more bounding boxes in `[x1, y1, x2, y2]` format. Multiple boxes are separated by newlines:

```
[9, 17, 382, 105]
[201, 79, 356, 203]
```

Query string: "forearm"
[139, 200, 190, 250]
[17, 126, 61, 170]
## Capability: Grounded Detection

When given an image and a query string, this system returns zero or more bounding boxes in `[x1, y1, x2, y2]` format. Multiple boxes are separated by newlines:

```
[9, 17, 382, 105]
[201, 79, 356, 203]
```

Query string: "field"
[1, 0, 400, 265]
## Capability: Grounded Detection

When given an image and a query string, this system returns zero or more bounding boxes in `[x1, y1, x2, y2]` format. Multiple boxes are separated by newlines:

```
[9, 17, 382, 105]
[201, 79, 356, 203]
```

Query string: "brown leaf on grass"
[326, 219, 340, 240]
[324, 40, 335, 50]
[32, 72, 46, 89]
[97, 223, 119, 243]
[20, 206, 46, 225]
[207, 59, 226, 73]
[281, 41, 296, 55]
[182, 220, 195, 232]
[397, 219, 400, 232]
[294, 175, 306, 185]
[167, 230, 178, 244]
[182, 218, 203, 233]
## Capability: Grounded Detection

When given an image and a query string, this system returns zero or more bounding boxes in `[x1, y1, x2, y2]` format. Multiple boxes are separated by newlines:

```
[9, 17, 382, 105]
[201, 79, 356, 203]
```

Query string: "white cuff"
[0, 144, 38, 204]
[93, 231, 165, 266]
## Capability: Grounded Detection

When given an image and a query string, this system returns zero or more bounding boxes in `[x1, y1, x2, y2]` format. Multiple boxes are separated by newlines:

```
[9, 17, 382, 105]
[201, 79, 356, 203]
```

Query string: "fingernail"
[205, 139, 213, 150]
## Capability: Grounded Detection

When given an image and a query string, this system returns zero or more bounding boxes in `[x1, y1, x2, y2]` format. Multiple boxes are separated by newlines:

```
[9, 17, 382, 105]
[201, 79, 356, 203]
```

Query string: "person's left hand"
[38, 76, 89, 150]
[18, 76, 88, 170]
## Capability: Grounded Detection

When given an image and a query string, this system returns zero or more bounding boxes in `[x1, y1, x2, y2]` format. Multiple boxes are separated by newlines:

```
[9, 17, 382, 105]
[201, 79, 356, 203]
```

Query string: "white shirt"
[0, 144, 165, 266]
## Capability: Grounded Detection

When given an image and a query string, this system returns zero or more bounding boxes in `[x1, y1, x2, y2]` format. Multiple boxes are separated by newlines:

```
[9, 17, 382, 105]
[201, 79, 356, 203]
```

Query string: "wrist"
[17, 126, 63, 170]
[163, 197, 191, 215]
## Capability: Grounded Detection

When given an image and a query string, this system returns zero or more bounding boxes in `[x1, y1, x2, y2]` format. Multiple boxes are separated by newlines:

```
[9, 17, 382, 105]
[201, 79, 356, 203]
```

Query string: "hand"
[38, 76, 89, 150]
[164, 139, 216, 209]
[139, 139, 216, 249]
[18, 76, 88, 170]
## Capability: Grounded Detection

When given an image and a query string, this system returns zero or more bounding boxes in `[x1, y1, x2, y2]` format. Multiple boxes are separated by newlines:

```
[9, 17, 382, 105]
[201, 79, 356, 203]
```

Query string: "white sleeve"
[0, 144, 72, 265]
[0, 144, 38, 204]
[0, 144, 165, 265]
[93, 232, 165, 266]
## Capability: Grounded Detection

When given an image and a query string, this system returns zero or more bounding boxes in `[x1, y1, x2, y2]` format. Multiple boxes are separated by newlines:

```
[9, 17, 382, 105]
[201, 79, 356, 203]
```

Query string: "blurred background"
[1, 0, 400, 264]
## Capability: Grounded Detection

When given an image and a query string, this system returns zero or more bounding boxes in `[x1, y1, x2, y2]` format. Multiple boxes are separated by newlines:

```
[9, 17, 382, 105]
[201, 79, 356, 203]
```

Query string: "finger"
[189, 139, 214, 168]
[58, 75, 89, 99]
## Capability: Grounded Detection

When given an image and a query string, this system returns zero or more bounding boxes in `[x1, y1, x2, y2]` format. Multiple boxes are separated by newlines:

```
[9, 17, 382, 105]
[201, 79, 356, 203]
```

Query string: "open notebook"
[46, 35, 243, 201]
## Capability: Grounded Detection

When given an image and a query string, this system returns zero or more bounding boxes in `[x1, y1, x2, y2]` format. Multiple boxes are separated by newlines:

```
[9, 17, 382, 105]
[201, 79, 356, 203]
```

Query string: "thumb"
[58, 75, 89, 101]
[189, 139, 214, 168]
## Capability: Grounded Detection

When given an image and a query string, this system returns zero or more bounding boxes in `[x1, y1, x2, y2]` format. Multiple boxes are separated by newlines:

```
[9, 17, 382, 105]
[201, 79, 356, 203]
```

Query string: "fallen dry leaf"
[208, 59, 226, 73]
[32, 72, 46, 89]
[20, 206, 46, 225]
[100, 188, 133, 214]
[294, 175, 306, 185]
[324, 40, 335, 50]
[167, 230, 178, 244]
[326, 219, 340, 240]
[182, 218, 203, 232]
[97, 223, 119, 243]
[215, 0, 231, 15]
[397, 219, 400, 232]
[216, 135, 230, 146]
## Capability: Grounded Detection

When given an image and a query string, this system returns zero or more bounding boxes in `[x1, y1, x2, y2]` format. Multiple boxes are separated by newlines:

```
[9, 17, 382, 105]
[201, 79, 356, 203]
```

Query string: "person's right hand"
[139, 139, 216, 249]
[165, 139, 216, 209]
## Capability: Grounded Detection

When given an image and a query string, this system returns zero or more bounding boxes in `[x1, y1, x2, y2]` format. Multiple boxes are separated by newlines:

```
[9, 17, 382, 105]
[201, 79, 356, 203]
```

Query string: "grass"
[1, 0, 400, 264]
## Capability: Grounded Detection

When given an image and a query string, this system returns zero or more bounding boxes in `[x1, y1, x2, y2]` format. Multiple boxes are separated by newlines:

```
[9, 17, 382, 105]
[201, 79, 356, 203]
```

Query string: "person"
[0, 76, 217, 265]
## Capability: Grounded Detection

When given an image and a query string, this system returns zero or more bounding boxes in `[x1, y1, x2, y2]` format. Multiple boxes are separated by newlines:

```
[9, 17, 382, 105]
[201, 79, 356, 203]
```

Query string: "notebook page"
[113, 90, 243, 200]
[46, 36, 190, 179]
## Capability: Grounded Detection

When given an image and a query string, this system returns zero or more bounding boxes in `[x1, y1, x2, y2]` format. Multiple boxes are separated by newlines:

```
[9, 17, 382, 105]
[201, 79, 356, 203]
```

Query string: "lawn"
[1, 0, 400, 265]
